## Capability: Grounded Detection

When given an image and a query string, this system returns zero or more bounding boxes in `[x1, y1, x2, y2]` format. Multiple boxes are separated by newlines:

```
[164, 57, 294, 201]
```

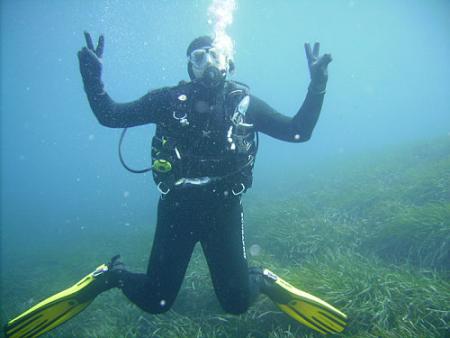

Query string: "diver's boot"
[4, 255, 126, 338]
[259, 268, 348, 335]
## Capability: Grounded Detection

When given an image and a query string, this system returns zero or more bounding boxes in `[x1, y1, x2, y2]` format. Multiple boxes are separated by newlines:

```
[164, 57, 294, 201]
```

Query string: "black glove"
[304, 42, 332, 93]
[77, 31, 104, 89]
[106, 254, 127, 289]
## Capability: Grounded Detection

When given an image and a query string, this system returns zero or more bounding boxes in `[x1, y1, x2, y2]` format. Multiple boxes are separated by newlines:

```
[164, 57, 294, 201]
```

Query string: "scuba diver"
[4, 32, 347, 337]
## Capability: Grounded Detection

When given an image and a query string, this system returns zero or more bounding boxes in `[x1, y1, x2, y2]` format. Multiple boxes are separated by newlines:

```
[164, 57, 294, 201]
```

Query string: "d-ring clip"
[157, 182, 170, 195]
[173, 111, 187, 120]
[232, 183, 245, 196]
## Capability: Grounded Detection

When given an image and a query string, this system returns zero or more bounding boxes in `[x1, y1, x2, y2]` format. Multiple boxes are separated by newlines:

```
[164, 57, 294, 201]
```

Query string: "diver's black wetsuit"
[83, 78, 325, 314]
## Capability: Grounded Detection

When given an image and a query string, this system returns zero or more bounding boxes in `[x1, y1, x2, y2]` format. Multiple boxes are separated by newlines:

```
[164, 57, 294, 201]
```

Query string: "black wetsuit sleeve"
[247, 89, 325, 142]
[82, 77, 169, 128]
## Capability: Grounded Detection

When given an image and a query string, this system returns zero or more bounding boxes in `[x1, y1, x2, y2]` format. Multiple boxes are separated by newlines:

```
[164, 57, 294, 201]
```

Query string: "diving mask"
[188, 46, 230, 88]
[189, 47, 224, 69]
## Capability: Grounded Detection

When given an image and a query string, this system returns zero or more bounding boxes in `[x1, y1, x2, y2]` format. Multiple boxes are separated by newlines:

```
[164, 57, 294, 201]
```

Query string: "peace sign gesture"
[84, 31, 104, 58]
[78, 32, 105, 82]
[304, 42, 332, 92]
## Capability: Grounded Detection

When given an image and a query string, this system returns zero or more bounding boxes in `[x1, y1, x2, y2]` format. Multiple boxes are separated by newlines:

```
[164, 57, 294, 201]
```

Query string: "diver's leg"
[200, 194, 253, 314]
[119, 193, 197, 313]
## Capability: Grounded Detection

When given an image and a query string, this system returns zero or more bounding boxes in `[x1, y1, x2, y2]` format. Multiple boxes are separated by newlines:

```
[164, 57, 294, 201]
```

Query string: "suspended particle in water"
[160, 299, 166, 307]
[123, 191, 130, 198]
[249, 244, 262, 256]
[88, 134, 95, 141]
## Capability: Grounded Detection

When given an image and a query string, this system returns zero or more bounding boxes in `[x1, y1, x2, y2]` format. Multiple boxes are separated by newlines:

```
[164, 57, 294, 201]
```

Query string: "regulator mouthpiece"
[202, 65, 224, 88]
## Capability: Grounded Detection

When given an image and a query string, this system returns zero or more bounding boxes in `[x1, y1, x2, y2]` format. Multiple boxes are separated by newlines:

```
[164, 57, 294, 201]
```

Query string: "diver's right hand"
[77, 31, 104, 81]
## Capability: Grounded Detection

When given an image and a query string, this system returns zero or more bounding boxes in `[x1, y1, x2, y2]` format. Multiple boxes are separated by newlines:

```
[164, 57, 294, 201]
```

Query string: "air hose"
[118, 128, 153, 174]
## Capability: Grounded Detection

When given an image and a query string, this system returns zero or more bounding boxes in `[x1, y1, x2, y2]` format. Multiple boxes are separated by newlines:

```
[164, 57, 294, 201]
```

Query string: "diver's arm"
[82, 82, 166, 128]
[248, 90, 324, 142]
[247, 42, 332, 142]
[78, 32, 165, 128]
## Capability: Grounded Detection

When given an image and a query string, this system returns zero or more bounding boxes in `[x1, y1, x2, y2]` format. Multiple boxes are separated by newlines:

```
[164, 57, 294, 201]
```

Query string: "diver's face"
[189, 46, 228, 79]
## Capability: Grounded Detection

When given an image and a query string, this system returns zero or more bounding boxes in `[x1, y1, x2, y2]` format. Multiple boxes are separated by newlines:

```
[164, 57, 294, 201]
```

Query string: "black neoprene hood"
[186, 36, 214, 57]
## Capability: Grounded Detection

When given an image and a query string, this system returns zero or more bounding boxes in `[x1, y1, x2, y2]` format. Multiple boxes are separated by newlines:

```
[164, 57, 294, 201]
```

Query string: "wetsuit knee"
[220, 267, 265, 314]
[216, 287, 250, 315]
[122, 289, 176, 314]
[133, 298, 173, 314]
[219, 299, 249, 315]
[119, 271, 176, 314]
[222, 302, 249, 315]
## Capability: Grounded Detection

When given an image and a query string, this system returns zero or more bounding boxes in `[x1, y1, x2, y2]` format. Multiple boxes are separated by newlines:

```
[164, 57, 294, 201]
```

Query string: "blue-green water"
[1, 1, 449, 337]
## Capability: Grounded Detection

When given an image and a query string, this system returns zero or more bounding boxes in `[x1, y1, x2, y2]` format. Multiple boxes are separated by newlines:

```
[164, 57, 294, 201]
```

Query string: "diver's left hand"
[305, 42, 332, 91]
[78, 32, 104, 82]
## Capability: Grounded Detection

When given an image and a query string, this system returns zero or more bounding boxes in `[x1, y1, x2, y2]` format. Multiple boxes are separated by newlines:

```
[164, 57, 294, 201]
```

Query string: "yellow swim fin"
[262, 269, 348, 335]
[4, 263, 113, 338]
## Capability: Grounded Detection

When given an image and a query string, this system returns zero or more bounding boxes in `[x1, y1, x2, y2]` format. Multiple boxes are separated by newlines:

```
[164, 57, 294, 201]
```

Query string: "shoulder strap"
[227, 80, 250, 94]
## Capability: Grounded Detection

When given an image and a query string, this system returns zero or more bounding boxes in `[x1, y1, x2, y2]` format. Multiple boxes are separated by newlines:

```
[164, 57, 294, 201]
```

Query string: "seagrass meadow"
[2, 137, 449, 337]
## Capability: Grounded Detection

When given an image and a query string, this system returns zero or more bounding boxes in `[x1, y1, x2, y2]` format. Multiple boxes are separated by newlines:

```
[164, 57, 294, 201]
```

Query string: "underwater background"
[1, 0, 449, 337]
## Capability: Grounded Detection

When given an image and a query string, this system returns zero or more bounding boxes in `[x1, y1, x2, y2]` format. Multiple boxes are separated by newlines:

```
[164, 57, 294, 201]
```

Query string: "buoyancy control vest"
[151, 80, 258, 195]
